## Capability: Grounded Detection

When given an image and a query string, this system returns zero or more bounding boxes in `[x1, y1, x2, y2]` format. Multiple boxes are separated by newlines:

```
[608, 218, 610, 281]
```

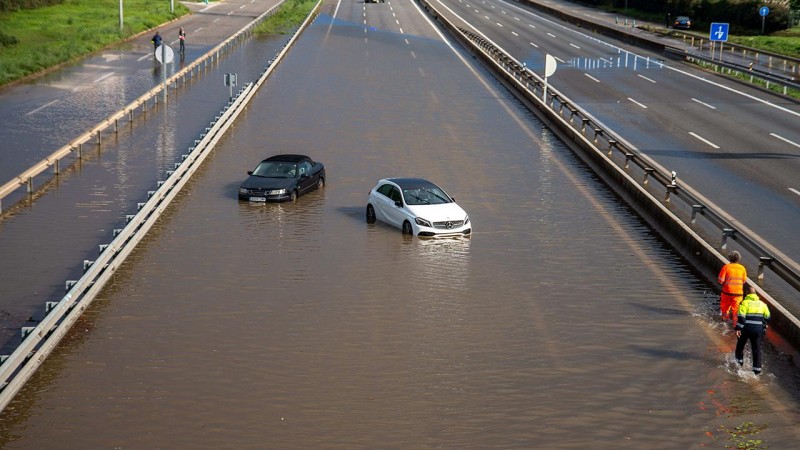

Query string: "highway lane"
[2, 0, 800, 446]
[433, 0, 800, 263]
[0, 0, 283, 185]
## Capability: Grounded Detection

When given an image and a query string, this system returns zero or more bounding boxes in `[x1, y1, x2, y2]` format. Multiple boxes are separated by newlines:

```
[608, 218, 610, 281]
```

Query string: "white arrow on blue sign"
[760, 6, 769, 17]
[709, 23, 729, 42]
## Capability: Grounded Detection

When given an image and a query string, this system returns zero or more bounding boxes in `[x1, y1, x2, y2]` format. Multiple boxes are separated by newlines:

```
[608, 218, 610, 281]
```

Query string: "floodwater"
[1, 4, 800, 449]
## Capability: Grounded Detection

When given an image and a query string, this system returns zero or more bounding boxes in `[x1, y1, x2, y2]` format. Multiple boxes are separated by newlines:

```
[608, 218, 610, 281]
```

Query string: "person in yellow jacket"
[735, 285, 770, 375]
[719, 251, 747, 324]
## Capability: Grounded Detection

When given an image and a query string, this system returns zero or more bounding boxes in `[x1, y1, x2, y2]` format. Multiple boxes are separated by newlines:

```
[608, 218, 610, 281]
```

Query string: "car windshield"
[402, 186, 451, 205]
[252, 162, 297, 178]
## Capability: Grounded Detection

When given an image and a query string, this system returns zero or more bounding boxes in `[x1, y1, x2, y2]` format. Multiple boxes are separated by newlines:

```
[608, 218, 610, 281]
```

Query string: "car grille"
[248, 189, 269, 196]
[433, 220, 465, 230]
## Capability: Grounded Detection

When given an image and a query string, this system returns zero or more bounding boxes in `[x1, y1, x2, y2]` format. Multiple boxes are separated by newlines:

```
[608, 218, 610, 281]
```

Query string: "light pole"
[119, 0, 123, 32]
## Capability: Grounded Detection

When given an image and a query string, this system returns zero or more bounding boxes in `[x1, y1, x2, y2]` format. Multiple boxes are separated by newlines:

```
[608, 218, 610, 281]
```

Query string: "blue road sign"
[759, 6, 769, 17]
[709, 23, 729, 42]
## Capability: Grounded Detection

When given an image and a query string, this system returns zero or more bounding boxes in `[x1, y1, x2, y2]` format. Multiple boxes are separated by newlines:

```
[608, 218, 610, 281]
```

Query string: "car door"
[374, 184, 398, 225]
[383, 186, 407, 228]
[297, 161, 315, 194]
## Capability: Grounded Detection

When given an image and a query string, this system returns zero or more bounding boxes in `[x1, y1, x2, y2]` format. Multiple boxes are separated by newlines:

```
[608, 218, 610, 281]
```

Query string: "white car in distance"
[366, 178, 472, 237]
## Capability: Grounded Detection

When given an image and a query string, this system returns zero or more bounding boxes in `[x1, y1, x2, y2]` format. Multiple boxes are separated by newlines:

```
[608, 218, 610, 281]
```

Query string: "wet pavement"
[0, 1, 799, 447]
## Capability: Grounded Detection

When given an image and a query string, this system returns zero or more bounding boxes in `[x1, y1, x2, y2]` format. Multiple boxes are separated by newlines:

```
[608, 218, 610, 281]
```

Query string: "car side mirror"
[247, 171, 253, 175]
[300, 174, 308, 180]
[395, 201, 402, 207]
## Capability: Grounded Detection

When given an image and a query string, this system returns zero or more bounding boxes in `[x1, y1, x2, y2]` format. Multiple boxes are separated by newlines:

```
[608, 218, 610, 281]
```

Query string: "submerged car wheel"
[402, 220, 413, 235]
[366, 204, 376, 224]
[290, 190, 298, 202]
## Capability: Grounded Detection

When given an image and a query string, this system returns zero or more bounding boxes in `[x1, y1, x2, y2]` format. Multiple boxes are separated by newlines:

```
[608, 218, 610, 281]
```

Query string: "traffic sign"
[155, 44, 174, 64]
[759, 6, 769, 17]
[709, 23, 729, 42]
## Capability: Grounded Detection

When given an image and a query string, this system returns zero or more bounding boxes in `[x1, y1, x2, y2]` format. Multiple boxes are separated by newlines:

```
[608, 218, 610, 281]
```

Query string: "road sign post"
[224, 73, 238, 100]
[759, 6, 769, 34]
[542, 54, 557, 103]
[709, 23, 729, 61]
[155, 44, 174, 100]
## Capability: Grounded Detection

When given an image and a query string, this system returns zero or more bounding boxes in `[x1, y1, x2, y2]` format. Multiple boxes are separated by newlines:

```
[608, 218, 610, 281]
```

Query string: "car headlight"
[268, 189, 287, 195]
[415, 217, 432, 227]
[239, 187, 249, 194]
[464, 214, 470, 225]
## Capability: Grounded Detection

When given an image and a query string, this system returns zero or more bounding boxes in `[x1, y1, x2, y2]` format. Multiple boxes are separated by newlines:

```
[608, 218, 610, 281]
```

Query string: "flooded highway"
[1, 1, 800, 448]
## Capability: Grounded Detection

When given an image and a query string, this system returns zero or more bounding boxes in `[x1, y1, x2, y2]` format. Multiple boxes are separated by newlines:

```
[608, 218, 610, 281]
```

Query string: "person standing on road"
[735, 284, 770, 375]
[719, 250, 747, 324]
[178, 27, 186, 54]
[151, 30, 162, 53]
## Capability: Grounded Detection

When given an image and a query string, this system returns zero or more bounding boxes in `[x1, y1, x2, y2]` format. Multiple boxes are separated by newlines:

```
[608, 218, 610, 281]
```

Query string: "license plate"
[249, 197, 267, 202]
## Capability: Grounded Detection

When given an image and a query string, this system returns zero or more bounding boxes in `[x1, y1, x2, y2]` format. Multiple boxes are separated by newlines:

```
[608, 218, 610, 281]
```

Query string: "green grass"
[0, 0, 191, 86]
[253, 0, 318, 35]
[727, 29, 800, 59]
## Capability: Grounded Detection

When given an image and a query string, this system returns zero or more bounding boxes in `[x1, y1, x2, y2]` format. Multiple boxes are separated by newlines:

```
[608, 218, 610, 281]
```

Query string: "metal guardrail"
[683, 51, 800, 97]
[0, 0, 323, 414]
[0, 0, 288, 214]
[417, 0, 800, 345]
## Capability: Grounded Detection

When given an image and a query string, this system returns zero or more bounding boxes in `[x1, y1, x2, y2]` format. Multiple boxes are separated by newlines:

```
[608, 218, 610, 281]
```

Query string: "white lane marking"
[511, 31, 518, 36]
[137, 54, 151, 61]
[689, 132, 720, 148]
[485, 15, 489, 20]
[395, 19, 400, 25]
[410, 50, 417, 59]
[496, 22, 503, 27]
[399, 27, 404, 33]
[195, 27, 204, 32]
[529, 41, 538, 48]
[569, 43, 580, 49]
[628, 97, 647, 109]
[789, 188, 800, 196]
[26, 99, 60, 116]
[404, 38, 410, 44]
[475, 9, 479, 13]
[554, 56, 565, 63]
[93, 72, 114, 83]
[770, 133, 800, 148]
[501, 10, 506, 14]
[239, 4, 245, 8]
[514, 17, 520, 21]
[528, 23, 535, 28]
[584, 73, 600, 83]
[213, 17, 220, 22]
[227, 11, 233, 15]
[547, 32, 556, 37]
[691, 98, 716, 109]
[637, 74, 656, 83]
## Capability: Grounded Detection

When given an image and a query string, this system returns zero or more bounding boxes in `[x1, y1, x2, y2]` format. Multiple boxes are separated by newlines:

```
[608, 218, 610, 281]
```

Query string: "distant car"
[366, 178, 471, 237]
[364, 0, 384, 3]
[238, 154, 325, 202]
[673, 16, 692, 30]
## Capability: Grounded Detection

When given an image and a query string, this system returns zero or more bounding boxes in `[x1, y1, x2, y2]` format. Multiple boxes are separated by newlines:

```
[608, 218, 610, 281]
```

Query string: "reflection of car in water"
[238, 154, 325, 202]
[673, 16, 692, 29]
[366, 178, 471, 237]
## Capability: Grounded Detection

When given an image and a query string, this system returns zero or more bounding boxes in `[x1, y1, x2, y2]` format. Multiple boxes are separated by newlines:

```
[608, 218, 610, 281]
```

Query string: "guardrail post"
[97, 131, 101, 145]
[642, 167, 654, 184]
[593, 128, 603, 144]
[691, 205, 705, 223]
[45, 302, 58, 313]
[65, 280, 76, 292]
[21, 328, 34, 339]
[54, 159, 59, 175]
[624, 153, 634, 170]
[26, 177, 32, 194]
[77, 143, 82, 159]
[665, 184, 676, 202]
[569, 109, 578, 124]
[83, 260, 94, 272]
[607, 140, 617, 157]
[721, 228, 736, 249]
[757, 257, 774, 283]
[581, 118, 589, 134]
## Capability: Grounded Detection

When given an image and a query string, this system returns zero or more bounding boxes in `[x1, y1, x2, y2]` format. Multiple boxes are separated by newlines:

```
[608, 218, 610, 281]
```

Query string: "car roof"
[263, 154, 310, 163]
[384, 178, 440, 190]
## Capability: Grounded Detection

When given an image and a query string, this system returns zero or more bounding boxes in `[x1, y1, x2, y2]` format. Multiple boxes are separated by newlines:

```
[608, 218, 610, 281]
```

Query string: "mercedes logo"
[445, 221, 453, 229]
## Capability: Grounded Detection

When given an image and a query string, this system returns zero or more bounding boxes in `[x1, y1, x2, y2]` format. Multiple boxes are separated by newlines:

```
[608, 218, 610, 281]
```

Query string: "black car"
[238, 154, 325, 202]
[673, 16, 692, 30]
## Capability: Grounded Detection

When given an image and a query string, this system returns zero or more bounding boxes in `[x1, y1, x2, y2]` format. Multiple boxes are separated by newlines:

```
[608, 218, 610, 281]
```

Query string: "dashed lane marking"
[689, 131, 720, 148]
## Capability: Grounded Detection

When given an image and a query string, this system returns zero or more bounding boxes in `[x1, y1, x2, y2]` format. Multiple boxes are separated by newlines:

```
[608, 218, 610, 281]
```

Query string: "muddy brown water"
[1, 5, 799, 449]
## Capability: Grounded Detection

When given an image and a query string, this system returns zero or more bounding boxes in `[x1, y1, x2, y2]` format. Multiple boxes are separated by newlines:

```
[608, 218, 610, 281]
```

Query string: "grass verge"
[253, 0, 318, 35]
[0, 0, 191, 87]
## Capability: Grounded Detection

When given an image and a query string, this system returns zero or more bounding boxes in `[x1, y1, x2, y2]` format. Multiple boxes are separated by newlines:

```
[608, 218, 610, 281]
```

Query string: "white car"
[366, 178, 471, 237]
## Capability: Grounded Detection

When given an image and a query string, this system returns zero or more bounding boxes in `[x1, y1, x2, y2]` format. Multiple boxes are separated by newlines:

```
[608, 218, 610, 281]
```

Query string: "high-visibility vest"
[736, 294, 770, 332]
[718, 262, 746, 295]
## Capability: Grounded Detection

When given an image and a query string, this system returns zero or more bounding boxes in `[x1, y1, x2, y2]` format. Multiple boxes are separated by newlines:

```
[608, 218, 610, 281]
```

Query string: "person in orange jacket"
[718, 251, 746, 324]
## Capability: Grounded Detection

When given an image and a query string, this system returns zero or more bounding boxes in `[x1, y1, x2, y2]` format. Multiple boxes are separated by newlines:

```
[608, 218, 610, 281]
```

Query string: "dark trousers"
[735, 329, 764, 371]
